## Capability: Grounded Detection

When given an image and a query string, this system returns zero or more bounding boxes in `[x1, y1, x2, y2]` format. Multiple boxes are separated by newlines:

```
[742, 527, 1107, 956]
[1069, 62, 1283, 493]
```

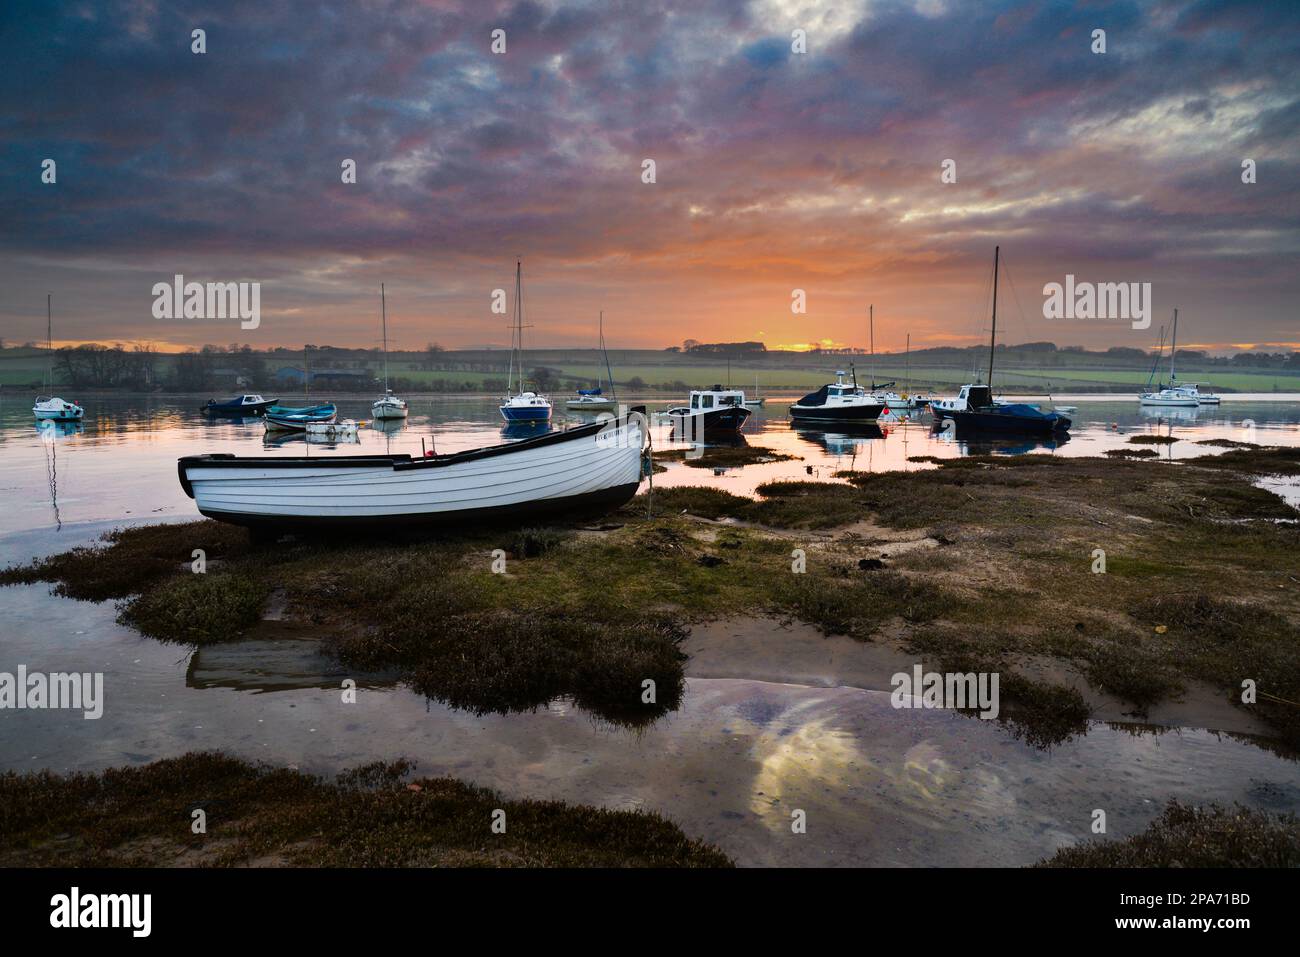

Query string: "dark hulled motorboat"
[789, 368, 887, 424]
[201, 394, 278, 416]
[665, 386, 752, 437]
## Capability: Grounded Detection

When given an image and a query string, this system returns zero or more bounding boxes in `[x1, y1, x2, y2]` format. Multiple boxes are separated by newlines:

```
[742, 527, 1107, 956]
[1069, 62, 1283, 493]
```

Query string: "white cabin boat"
[33, 396, 85, 422]
[179, 412, 648, 532]
[372, 390, 409, 420]
[664, 386, 751, 435]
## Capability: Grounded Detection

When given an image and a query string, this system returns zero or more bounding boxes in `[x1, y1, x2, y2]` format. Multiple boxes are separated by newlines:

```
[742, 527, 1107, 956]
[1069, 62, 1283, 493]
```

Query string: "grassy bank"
[1037, 802, 1300, 867]
[0, 752, 732, 867]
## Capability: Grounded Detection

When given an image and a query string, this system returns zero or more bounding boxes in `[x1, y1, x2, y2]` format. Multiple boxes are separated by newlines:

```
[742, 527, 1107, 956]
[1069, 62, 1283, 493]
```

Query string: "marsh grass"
[1036, 801, 1300, 868]
[654, 445, 800, 469]
[1128, 434, 1178, 445]
[0, 752, 733, 867]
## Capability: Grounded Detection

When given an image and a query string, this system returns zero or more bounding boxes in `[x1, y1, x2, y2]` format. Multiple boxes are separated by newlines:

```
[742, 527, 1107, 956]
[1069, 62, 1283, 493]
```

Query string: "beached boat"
[32, 295, 84, 423]
[665, 386, 751, 436]
[500, 260, 553, 424]
[790, 368, 887, 424]
[371, 284, 409, 420]
[929, 247, 1071, 436]
[201, 394, 277, 416]
[178, 411, 649, 532]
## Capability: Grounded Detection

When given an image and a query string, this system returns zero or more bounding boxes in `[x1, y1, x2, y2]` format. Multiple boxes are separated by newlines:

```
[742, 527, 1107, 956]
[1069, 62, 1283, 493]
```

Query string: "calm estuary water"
[1, 392, 1298, 866]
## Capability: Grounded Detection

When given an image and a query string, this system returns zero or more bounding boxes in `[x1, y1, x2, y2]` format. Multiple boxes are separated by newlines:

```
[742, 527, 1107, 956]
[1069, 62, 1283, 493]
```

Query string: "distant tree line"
[54, 344, 159, 390]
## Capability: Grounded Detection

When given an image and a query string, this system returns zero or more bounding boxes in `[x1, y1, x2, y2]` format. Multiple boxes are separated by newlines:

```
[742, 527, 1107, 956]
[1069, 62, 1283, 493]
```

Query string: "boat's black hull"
[202, 401, 275, 416]
[669, 405, 751, 436]
[930, 409, 1070, 435]
[789, 403, 887, 424]
[197, 481, 642, 536]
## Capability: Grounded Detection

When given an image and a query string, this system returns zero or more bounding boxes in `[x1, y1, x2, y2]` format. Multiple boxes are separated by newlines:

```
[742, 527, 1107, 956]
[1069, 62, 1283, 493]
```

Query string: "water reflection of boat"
[181, 412, 649, 532]
[262, 430, 360, 448]
[1139, 404, 1200, 423]
[501, 420, 553, 440]
[957, 434, 1071, 456]
[793, 424, 884, 456]
[36, 418, 80, 530]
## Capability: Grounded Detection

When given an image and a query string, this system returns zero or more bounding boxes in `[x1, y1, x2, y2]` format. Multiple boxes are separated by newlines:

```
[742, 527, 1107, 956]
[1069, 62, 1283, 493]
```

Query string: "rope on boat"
[627, 407, 653, 519]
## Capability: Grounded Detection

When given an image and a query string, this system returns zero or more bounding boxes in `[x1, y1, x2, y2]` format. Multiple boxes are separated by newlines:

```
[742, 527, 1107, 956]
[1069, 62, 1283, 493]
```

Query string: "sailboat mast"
[905, 333, 910, 394]
[1169, 308, 1178, 387]
[600, 310, 616, 400]
[46, 293, 52, 391]
[988, 245, 1000, 388]
[380, 283, 389, 392]
[513, 259, 523, 394]
[869, 304, 875, 388]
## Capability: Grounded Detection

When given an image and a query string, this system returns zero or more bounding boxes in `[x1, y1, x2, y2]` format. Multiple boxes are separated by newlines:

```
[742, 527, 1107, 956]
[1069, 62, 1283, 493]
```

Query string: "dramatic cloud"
[1, 0, 1296, 352]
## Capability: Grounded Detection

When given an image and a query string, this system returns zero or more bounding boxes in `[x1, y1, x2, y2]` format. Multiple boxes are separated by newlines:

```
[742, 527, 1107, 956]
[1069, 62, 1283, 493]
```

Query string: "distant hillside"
[1, 341, 1297, 394]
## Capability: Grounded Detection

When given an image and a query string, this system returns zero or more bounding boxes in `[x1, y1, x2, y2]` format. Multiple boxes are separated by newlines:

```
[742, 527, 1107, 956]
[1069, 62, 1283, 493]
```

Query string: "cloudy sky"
[2, 0, 1296, 353]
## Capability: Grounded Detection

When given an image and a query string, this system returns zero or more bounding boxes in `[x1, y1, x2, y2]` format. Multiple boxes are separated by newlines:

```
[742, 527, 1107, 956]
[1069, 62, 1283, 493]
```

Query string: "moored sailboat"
[566, 311, 619, 412]
[929, 247, 1071, 436]
[500, 259, 553, 424]
[1139, 309, 1198, 407]
[371, 283, 409, 420]
[32, 295, 85, 423]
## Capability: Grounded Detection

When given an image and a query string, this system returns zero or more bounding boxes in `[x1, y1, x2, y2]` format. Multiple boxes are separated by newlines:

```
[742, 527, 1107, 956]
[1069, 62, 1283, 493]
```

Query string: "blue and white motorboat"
[201, 394, 277, 416]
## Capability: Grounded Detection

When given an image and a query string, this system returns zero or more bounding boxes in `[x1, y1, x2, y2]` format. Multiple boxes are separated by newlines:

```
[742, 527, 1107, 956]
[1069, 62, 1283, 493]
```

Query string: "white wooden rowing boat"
[178, 412, 648, 531]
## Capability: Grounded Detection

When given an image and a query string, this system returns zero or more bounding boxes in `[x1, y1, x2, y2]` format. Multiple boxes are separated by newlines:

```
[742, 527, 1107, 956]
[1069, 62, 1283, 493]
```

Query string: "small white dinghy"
[179, 410, 649, 532]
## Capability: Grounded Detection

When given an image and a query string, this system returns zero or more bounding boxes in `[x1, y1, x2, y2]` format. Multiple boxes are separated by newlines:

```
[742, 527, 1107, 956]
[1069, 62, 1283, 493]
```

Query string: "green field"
[3, 346, 1297, 395]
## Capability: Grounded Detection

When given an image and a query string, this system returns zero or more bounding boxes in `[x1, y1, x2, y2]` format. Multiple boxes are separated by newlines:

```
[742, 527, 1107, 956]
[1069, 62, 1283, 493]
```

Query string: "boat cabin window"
[967, 386, 992, 407]
[702, 394, 714, 409]
[691, 394, 699, 409]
